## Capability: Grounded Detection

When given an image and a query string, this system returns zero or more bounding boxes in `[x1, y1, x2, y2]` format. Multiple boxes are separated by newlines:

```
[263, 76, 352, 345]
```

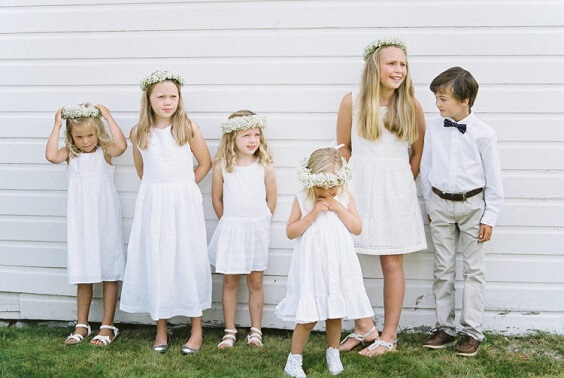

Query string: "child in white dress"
[276, 148, 374, 377]
[208, 110, 277, 349]
[120, 71, 212, 354]
[45, 103, 127, 346]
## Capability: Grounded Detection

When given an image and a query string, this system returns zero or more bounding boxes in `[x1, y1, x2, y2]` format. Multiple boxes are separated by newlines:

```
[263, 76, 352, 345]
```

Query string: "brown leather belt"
[432, 187, 483, 202]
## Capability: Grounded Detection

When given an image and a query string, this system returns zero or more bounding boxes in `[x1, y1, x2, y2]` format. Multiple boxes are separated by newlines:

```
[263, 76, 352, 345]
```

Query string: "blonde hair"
[214, 110, 273, 173]
[357, 45, 418, 143]
[64, 103, 110, 158]
[304, 148, 346, 205]
[135, 79, 193, 149]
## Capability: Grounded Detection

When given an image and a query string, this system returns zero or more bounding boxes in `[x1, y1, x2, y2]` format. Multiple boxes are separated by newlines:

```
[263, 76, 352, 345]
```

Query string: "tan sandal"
[217, 328, 237, 349]
[65, 323, 92, 346]
[246, 327, 263, 347]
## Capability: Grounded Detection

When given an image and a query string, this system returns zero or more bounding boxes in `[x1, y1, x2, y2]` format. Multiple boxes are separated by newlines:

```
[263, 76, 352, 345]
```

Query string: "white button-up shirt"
[420, 113, 504, 226]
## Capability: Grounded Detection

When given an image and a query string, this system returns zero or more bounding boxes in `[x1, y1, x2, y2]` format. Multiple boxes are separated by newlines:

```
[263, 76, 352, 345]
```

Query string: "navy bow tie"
[444, 118, 466, 134]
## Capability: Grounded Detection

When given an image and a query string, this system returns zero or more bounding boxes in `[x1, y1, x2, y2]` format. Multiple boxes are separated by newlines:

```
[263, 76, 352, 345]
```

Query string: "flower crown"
[220, 115, 267, 134]
[61, 105, 101, 119]
[297, 156, 352, 189]
[140, 70, 185, 91]
[363, 37, 408, 61]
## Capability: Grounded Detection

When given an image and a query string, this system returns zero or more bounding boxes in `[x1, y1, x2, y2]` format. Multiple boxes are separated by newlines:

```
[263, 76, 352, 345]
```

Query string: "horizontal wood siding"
[0, 0, 562, 335]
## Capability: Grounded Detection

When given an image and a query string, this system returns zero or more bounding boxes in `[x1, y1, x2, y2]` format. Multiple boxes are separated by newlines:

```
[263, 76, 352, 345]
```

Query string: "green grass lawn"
[1, 322, 562, 377]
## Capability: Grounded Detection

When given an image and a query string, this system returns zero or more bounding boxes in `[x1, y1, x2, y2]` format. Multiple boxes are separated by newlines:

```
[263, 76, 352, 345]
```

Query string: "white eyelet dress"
[66, 148, 125, 284]
[120, 125, 212, 320]
[275, 191, 374, 324]
[208, 161, 272, 274]
[350, 100, 427, 255]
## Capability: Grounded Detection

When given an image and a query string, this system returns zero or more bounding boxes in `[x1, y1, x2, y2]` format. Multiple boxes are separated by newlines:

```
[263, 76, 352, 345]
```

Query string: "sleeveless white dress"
[275, 191, 374, 324]
[350, 100, 427, 255]
[66, 148, 125, 284]
[208, 160, 271, 274]
[120, 125, 212, 320]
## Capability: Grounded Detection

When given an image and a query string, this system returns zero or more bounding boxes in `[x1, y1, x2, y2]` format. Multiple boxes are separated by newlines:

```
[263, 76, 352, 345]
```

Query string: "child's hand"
[95, 104, 111, 119]
[312, 199, 330, 217]
[54, 107, 63, 128]
[325, 197, 344, 213]
[478, 224, 492, 242]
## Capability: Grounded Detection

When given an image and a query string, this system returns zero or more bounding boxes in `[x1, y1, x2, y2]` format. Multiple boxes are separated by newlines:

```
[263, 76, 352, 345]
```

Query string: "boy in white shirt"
[420, 67, 503, 356]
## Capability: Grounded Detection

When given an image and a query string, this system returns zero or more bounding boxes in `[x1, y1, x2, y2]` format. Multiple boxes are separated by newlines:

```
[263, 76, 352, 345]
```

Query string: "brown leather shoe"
[456, 334, 480, 356]
[423, 329, 456, 349]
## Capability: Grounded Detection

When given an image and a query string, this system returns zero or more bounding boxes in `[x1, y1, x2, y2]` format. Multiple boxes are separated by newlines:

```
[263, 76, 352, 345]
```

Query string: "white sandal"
[90, 325, 119, 346]
[65, 323, 92, 345]
[246, 327, 263, 347]
[339, 325, 377, 349]
[217, 328, 237, 349]
[366, 337, 397, 355]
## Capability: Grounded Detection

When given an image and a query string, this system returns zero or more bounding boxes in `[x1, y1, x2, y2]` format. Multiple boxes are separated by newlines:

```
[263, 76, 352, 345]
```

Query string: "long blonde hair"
[64, 103, 110, 158]
[304, 148, 346, 205]
[357, 45, 418, 143]
[135, 79, 193, 149]
[214, 110, 273, 173]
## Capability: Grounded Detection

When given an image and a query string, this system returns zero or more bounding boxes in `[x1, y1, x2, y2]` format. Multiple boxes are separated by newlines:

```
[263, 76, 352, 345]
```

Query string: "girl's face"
[234, 127, 261, 157]
[149, 81, 179, 121]
[378, 46, 407, 91]
[314, 185, 338, 199]
[71, 123, 98, 153]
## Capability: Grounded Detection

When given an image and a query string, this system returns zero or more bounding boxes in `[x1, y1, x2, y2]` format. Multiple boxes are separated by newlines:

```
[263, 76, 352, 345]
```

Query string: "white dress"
[208, 161, 271, 274]
[120, 125, 212, 320]
[66, 148, 125, 284]
[350, 100, 427, 255]
[275, 191, 374, 324]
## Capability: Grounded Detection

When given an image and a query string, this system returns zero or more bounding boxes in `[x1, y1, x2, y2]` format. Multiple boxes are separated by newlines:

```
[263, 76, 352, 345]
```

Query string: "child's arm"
[479, 132, 504, 242]
[286, 197, 327, 240]
[130, 126, 144, 179]
[264, 163, 277, 215]
[336, 92, 353, 161]
[189, 121, 212, 184]
[45, 107, 70, 164]
[409, 100, 426, 179]
[326, 191, 362, 235]
[211, 163, 224, 219]
[96, 104, 127, 158]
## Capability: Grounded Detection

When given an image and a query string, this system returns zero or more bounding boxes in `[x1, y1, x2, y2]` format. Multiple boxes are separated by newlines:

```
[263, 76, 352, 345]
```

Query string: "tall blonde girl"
[336, 38, 427, 356]
[120, 71, 212, 354]
[45, 103, 127, 346]
[209, 110, 277, 349]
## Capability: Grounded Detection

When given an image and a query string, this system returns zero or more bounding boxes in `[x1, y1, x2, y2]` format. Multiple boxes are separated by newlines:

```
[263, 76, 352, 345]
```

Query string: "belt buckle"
[461, 192, 467, 201]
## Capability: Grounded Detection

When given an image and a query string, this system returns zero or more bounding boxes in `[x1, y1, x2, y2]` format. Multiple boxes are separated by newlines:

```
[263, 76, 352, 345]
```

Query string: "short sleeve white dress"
[350, 98, 427, 255]
[120, 125, 212, 320]
[275, 191, 374, 324]
[208, 160, 271, 274]
[66, 148, 125, 284]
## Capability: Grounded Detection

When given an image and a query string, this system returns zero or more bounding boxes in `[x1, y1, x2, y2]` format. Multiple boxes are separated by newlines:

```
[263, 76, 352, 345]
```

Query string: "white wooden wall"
[0, 0, 562, 335]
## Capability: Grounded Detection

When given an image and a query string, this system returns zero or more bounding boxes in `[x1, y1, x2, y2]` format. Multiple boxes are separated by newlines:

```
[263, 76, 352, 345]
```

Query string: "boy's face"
[434, 87, 470, 122]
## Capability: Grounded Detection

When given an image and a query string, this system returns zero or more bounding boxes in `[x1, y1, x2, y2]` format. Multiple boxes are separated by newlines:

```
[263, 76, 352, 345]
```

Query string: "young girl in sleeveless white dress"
[45, 103, 127, 346]
[120, 71, 212, 354]
[208, 110, 277, 349]
[336, 38, 427, 357]
[276, 148, 374, 377]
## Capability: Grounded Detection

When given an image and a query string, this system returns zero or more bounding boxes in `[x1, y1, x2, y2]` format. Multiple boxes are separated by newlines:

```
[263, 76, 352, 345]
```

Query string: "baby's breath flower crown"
[61, 105, 101, 119]
[140, 70, 185, 91]
[363, 37, 408, 61]
[297, 156, 352, 189]
[220, 115, 267, 134]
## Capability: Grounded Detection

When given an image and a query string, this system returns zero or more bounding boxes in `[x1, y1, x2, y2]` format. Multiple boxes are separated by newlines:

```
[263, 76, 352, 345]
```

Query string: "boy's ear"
[461, 97, 470, 107]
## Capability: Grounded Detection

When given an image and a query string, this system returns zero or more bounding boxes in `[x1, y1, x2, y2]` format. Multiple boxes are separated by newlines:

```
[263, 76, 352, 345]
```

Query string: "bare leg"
[222, 274, 241, 330]
[326, 318, 342, 348]
[290, 322, 316, 354]
[184, 316, 203, 350]
[154, 319, 168, 347]
[90, 281, 118, 345]
[339, 316, 378, 351]
[359, 254, 404, 356]
[247, 271, 264, 346]
[66, 283, 93, 345]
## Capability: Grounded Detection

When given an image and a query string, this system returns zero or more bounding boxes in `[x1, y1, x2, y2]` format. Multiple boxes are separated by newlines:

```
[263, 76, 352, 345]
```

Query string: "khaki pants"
[428, 192, 486, 341]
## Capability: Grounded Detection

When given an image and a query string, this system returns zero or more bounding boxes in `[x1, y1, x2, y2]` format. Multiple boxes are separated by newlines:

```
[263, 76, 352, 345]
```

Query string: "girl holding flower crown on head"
[45, 103, 127, 346]
[119, 70, 212, 354]
[275, 148, 374, 377]
[208, 110, 277, 349]
[336, 38, 427, 357]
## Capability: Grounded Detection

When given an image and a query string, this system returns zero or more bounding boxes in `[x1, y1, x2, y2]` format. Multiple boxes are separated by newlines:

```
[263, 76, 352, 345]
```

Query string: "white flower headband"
[61, 105, 101, 119]
[297, 156, 352, 189]
[363, 37, 408, 61]
[140, 70, 185, 91]
[220, 115, 267, 134]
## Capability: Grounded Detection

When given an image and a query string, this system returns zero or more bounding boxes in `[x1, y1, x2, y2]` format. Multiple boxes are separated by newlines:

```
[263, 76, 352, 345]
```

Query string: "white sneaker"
[326, 347, 344, 375]
[284, 353, 306, 377]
